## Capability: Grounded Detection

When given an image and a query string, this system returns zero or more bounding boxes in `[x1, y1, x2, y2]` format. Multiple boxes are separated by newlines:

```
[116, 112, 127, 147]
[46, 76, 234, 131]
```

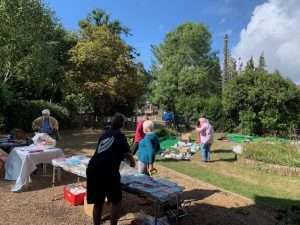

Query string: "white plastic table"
[5, 145, 64, 192]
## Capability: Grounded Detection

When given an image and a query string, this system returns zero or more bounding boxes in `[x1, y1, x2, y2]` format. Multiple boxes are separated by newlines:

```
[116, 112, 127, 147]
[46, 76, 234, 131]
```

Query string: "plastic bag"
[32, 133, 56, 147]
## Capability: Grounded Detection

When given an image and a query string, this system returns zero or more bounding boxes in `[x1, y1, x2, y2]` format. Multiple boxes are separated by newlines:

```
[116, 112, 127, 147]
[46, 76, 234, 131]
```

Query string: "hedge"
[4, 100, 70, 132]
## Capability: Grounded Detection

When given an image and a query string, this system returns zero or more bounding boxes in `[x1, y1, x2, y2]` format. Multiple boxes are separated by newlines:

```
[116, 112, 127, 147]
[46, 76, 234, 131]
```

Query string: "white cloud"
[233, 0, 300, 83]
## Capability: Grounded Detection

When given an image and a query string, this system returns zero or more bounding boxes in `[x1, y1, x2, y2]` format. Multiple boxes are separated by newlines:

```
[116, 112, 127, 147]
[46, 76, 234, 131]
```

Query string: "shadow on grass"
[118, 191, 292, 225]
[255, 196, 300, 211]
[209, 148, 237, 162]
[211, 149, 233, 154]
[182, 188, 220, 201]
[165, 193, 297, 225]
[156, 158, 193, 163]
[209, 157, 237, 163]
[16, 167, 299, 224]
[255, 196, 300, 225]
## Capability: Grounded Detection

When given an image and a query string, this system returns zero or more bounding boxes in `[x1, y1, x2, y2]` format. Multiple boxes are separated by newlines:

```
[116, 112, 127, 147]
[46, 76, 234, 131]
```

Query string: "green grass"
[158, 160, 300, 209]
[155, 132, 300, 209]
[243, 142, 300, 167]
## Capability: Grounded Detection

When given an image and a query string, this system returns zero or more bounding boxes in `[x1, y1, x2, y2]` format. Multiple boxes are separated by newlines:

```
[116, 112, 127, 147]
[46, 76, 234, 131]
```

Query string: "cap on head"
[42, 109, 50, 116]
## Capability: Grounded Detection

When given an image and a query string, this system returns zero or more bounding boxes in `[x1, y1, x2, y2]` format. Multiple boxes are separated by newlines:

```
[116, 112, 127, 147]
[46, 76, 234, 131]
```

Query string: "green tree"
[79, 9, 129, 36]
[258, 52, 266, 70]
[0, 0, 74, 101]
[245, 56, 255, 71]
[228, 57, 238, 80]
[68, 9, 147, 117]
[150, 23, 221, 123]
[223, 69, 300, 135]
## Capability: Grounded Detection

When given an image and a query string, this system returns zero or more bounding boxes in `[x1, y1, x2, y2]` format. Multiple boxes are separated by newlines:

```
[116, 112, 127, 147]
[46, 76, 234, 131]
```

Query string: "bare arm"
[196, 126, 206, 132]
[124, 153, 136, 167]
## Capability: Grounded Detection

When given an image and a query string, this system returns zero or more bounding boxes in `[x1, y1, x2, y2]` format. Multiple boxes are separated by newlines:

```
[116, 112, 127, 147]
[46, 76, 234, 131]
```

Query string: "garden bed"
[238, 157, 300, 176]
[241, 142, 300, 171]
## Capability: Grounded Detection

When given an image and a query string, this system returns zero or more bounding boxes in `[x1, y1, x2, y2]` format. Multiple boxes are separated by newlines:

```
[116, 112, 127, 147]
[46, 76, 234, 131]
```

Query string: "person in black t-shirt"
[86, 113, 135, 225]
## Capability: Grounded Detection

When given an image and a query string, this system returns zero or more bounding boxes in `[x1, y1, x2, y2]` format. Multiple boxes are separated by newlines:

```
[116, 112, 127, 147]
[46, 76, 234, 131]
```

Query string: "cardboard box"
[84, 197, 110, 217]
[83, 197, 93, 217]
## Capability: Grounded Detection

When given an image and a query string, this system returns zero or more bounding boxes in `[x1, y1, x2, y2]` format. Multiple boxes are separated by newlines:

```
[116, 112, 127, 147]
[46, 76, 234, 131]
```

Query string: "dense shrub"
[223, 69, 300, 135]
[175, 95, 223, 131]
[0, 84, 13, 130]
[154, 127, 177, 138]
[4, 100, 70, 131]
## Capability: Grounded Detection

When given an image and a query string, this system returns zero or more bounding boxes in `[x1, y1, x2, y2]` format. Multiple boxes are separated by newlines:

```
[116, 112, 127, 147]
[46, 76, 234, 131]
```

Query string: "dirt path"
[155, 165, 277, 225]
[0, 130, 278, 225]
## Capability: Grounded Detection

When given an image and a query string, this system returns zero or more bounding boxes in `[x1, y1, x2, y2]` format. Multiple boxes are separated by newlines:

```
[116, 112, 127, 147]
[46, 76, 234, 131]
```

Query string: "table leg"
[57, 167, 61, 182]
[176, 194, 179, 224]
[52, 166, 56, 187]
[154, 201, 160, 225]
[43, 163, 47, 176]
[52, 166, 56, 201]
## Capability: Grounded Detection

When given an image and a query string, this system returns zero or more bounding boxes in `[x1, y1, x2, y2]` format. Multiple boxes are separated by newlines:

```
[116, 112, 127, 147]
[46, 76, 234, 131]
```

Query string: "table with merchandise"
[5, 144, 64, 192]
[52, 155, 186, 224]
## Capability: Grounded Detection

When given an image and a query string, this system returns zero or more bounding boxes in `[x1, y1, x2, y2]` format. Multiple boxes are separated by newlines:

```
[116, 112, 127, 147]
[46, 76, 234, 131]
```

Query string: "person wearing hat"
[32, 109, 59, 139]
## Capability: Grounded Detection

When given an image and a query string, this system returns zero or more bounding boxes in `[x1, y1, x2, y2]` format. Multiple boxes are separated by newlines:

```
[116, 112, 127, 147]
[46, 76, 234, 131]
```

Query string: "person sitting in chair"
[32, 109, 59, 140]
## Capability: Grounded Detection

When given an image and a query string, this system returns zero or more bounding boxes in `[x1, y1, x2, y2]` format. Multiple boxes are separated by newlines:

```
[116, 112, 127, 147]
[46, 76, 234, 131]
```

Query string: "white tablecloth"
[5, 145, 64, 192]
[52, 155, 90, 178]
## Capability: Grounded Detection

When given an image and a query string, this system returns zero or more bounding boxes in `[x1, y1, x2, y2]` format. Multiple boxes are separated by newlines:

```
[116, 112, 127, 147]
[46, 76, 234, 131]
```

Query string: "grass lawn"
[157, 136, 300, 210]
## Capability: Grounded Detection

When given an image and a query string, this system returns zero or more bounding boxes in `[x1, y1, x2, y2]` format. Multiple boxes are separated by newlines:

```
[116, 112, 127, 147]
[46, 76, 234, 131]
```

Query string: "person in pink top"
[196, 117, 214, 162]
[132, 115, 149, 155]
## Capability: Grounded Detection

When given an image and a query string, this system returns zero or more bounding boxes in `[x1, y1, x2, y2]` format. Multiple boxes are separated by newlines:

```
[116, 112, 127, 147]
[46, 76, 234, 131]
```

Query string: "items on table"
[32, 133, 56, 148]
[5, 145, 64, 192]
[0, 130, 31, 154]
[120, 162, 183, 202]
[52, 155, 90, 178]
[160, 141, 197, 160]
[17, 144, 54, 153]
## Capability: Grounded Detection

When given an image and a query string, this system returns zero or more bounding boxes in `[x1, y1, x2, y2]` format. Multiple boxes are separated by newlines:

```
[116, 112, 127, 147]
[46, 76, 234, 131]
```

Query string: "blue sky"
[46, 0, 265, 70]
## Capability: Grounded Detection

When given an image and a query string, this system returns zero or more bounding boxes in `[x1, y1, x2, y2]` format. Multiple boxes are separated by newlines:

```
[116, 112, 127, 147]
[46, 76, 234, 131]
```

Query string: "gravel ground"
[0, 130, 278, 225]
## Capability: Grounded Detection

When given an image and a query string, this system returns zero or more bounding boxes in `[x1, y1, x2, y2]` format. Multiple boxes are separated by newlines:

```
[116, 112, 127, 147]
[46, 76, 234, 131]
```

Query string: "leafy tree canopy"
[223, 68, 300, 135]
[150, 23, 221, 122]
[68, 9, 147, 116]
[0, 0, 74, 101]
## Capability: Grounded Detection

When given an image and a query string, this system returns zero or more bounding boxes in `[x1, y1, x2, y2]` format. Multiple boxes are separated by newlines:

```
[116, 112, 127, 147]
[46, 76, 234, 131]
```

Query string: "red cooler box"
[64, 184, 86, 206]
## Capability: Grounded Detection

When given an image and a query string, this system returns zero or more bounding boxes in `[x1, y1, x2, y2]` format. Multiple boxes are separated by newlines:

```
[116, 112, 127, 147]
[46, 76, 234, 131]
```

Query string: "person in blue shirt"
[137, 120, 160, 175]
[32, 109, 59, 139]
[162, 111, 175, 128]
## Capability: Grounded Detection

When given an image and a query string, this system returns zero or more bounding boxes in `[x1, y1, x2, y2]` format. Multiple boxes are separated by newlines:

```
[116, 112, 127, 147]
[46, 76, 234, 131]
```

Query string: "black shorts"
[86, 168, 122, 204]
